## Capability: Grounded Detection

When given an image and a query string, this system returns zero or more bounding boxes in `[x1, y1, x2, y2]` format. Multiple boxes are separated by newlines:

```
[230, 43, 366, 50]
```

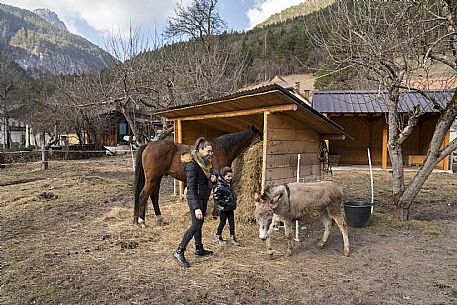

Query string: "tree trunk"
[120, 106, 139, 145]
[41, 132, 48, 170]
[42, 136, 59, 171]
[41, 145, 49, 170]
[396, 93, 457, 219]
[389, 144, 405, 213]
[6, 117, 11, 149]
[387, 87, 406, 218]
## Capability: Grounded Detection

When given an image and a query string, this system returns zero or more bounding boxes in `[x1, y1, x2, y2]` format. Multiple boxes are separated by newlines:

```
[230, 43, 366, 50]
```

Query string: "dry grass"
[1, 156, 457, 305]
[232, 141, 263, 223]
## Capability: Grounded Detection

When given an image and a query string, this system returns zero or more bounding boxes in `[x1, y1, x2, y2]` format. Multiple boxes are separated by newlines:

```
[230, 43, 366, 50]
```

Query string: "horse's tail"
[134, 144, 148, 223]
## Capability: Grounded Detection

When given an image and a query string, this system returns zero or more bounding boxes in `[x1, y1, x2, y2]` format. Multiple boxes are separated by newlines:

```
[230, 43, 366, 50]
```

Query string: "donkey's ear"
[269, 193, 283, 209]
[253, 191, 260, 202]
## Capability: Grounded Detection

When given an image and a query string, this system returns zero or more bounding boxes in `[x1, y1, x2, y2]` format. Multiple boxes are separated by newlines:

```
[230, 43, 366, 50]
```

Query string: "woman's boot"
[172, 246, 190, 267]
[195, 244, 213, 256]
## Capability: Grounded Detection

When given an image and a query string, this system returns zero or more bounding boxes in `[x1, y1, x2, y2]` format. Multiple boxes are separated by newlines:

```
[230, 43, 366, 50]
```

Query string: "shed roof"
[155, 84, 349, 137]
[312, 90, 454, 114]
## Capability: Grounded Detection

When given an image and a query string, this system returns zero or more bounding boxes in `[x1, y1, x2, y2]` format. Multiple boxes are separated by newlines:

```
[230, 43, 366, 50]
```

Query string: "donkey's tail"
[134, 144, 148, 224]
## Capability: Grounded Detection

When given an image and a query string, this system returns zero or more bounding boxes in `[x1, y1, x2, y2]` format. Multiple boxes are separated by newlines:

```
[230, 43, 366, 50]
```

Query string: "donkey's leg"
[283, 220, 294, 256]
[319, 211, 333, 249]
[332, 214, 350, 256]
[265, 236, 273, 257]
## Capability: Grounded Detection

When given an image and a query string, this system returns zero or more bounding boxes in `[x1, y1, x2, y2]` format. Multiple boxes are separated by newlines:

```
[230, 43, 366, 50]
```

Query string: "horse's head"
[249, 125, 263, 142]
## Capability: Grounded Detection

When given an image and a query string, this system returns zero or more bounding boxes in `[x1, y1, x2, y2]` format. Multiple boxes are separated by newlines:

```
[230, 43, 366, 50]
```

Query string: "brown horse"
[133, 127, 262, 225]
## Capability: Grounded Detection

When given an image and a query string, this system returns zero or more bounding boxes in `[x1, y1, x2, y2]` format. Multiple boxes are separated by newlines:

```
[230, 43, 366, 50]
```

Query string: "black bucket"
[343, 201, 372, 228]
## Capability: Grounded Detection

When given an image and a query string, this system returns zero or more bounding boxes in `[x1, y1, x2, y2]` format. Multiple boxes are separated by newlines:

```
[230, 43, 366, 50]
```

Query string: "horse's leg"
[150, 176, 168, 226]
[211, 194, 219, 219]
[138, 179, 154, 228]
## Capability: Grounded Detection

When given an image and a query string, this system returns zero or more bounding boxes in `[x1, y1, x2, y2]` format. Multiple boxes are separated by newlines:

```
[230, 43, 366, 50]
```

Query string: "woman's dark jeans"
[179, 203, 207, 249]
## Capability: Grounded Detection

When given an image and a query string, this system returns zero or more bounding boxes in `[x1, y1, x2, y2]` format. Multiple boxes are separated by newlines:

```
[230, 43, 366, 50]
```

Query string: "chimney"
[294, 81, 301, 94]
[303, 90, 310, 100]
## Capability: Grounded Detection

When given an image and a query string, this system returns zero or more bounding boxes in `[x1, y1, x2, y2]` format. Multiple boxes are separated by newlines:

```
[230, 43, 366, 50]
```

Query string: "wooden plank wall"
[181, 121, 225, 145]
[264, 113, 321, 187]
[329, 115, 447, 169]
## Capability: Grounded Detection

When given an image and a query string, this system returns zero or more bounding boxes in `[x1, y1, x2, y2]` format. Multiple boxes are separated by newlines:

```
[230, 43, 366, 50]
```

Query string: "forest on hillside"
[1, 0, 455, 155]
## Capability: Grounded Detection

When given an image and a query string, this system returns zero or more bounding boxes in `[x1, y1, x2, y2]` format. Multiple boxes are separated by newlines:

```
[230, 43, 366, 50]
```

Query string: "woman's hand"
[210, 174, 217, 183]
[195, 209, 203, 220]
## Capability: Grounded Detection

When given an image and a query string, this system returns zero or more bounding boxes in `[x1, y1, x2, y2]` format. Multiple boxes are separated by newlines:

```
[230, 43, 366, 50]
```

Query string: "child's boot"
[216, 235, 227, 245]
[230, 235, 240, 246]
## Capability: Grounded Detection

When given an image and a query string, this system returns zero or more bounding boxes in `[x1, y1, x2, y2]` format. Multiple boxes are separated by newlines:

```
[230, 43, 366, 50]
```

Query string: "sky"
[2, 0, 305, 50]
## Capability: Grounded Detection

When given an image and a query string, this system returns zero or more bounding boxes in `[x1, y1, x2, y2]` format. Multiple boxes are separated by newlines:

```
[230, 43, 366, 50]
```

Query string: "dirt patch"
[1, 157, 456, 304]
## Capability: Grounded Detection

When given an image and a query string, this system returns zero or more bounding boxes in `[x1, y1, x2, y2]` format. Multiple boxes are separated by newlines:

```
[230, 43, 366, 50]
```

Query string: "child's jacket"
[213, 177, 237, 212]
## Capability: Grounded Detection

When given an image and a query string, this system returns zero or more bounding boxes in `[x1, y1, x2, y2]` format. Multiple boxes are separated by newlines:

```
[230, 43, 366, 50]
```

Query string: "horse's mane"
[212, 129, 254, 150]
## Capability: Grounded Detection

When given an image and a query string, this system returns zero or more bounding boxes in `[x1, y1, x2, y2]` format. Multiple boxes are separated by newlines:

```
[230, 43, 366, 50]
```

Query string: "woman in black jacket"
[214, 166, 239, 246]
[172, 138, 217, 268]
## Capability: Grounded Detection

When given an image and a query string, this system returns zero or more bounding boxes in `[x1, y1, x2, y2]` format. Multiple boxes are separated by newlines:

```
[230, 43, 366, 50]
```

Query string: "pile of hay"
[232, 141, 263, 223]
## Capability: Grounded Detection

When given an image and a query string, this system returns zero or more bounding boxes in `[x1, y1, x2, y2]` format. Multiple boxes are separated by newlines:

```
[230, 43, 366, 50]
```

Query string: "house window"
[119, 122, 127, 136]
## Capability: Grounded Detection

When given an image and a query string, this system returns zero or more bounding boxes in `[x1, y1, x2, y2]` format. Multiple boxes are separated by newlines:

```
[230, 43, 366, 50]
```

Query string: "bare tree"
[163, 0, 246, 103]
[52, 73, 111, 147]
[310, 0, 457, 220]
[0, 53, 28, 149]
[165, 0, 227, 47]
[102, 25, 177, 143]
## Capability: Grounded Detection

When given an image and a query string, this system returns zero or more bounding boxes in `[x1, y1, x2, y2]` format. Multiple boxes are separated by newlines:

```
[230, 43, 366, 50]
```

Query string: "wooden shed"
[155, 84, 349, 193]
[312, 90, 453, 170]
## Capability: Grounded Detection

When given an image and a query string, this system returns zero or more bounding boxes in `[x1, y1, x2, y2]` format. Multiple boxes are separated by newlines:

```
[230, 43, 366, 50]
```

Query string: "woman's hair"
[220, 166, 233, 177]
[195, 137, 212, 151]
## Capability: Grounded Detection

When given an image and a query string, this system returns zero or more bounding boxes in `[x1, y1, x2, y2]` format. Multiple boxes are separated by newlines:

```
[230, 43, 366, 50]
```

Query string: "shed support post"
[261, 111, 269, 193]
[174, 119, 185, 195]
[382, 124, 388, 170]
[323, 139, 329, 180]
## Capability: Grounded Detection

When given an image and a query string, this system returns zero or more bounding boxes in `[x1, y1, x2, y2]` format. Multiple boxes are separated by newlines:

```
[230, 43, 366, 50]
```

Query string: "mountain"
[255, 0, 336, 29]
[33, 8, 67, 31]
[0, 3, 114, 76]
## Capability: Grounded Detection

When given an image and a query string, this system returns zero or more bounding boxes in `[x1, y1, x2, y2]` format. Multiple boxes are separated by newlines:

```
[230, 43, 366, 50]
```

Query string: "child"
[213, 166, 239, 246]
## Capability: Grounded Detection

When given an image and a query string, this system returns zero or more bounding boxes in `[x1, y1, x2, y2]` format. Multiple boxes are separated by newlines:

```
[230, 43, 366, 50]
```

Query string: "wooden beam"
[382, 124, 388, 170]
[261, 111, 269, 193]
[322, 134, 346, 140]
[172, 104, 298, 121]
[155, 89, 286, 116]
[175, 120, 184, 194]
[176, 119, 182, 143]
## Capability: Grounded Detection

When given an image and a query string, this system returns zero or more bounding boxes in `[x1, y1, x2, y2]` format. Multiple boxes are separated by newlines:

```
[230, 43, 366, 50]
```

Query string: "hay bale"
[232, 141, 263, 223]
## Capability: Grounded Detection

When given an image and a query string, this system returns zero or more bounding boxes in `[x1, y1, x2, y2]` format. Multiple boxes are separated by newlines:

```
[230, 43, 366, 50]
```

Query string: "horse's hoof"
[137, 218, 147, 229]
